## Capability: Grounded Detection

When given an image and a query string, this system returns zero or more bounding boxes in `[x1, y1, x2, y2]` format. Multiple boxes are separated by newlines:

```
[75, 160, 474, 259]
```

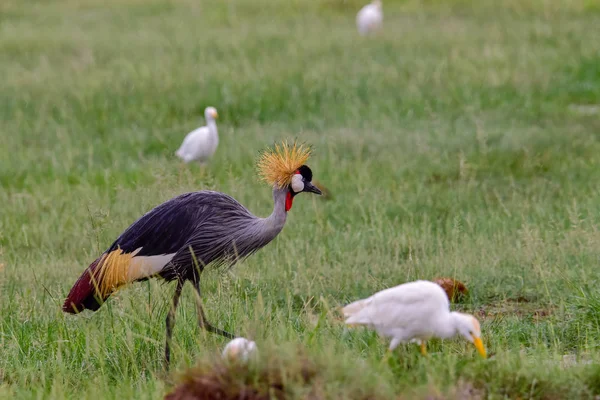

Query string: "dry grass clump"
[165, 352, 319, 400]
[432, 278, 469, 303]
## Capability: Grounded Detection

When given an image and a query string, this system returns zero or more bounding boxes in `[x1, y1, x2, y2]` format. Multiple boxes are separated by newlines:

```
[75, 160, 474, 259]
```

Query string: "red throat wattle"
[285, 191, 294, 212]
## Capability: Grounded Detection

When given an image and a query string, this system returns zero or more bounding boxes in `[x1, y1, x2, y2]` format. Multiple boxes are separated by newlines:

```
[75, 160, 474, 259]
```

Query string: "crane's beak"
[304, 181, 322, 195]
[472, 336, 487, 358]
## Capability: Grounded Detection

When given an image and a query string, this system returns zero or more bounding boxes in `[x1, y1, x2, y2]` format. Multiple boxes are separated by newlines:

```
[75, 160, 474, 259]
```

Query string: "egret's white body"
[356, 0, 383, 36]
[343, 280, 486, 357]
[222, 337, 258, 362]
[175, 106, 219, 164]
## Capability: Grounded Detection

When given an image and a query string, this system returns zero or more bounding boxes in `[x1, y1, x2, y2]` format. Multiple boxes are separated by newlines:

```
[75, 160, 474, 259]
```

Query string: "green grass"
[1, 0, 600, 398]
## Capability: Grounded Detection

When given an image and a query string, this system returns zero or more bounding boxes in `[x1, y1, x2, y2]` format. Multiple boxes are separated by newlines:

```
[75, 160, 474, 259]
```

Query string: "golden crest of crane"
[257, 141, 312, 188]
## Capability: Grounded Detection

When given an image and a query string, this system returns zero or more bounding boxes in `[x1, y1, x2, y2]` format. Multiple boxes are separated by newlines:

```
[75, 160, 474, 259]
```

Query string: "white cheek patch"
[291, 174, 305, 193]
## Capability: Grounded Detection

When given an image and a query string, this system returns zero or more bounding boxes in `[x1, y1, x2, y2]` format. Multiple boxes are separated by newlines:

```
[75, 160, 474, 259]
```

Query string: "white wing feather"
[356, 4, 383, 35]
[343, 281, 449, 332]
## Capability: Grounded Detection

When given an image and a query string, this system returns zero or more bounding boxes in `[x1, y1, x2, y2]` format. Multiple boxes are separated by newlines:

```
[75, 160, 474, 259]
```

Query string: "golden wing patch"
[96, 247, 141, 297]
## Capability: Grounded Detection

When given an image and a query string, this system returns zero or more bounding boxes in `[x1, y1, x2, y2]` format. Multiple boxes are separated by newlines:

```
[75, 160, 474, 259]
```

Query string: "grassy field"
[2, 0, 600, 398]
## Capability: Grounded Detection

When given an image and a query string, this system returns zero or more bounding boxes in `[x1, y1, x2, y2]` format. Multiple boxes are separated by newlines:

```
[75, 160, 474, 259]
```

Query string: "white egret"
[175, 106, 219, 165]
[356, 0, 383, 36]
[222, 338, 258, 362]
[343, 280, 486, 358]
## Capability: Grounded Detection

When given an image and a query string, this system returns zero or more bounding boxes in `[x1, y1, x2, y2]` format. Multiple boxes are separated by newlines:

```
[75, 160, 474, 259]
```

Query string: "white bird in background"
[343, 280, 487, 358]
[175, 106, 219, 165]
[356, 0, 383, 36]
[222, 337, 258, 362]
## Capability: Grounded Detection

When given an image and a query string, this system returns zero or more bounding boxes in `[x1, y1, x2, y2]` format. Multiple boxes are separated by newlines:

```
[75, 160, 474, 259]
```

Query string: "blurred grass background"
[1, 0, 600, 398]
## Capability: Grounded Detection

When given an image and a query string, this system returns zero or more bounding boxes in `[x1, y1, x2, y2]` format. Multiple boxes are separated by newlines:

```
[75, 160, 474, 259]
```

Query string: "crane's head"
[451, 312, 487, 358]
[204, 106, 218, 121]
[286, 164, 322, 210]
[257, 141, 322, 211]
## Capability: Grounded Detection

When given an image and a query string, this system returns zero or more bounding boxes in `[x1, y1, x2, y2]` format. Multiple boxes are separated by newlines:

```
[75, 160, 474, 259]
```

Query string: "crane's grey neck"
[259, 186, 288, 235]
[225, 187, 288, 261]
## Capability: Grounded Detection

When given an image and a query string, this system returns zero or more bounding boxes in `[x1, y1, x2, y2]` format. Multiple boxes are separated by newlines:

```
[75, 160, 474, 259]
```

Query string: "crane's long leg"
[192, 280, 235, 339]
[164, 280, 184, 369]
[191, 280, 234, 339]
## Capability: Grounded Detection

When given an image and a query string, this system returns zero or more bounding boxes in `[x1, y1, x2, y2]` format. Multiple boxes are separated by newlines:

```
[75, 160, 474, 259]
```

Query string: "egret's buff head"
[451, 312, 486, 358]
[204, 106, 218, 120]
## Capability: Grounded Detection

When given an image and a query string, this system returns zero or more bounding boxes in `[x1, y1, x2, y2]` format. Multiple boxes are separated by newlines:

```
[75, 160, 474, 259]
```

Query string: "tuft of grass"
[165, 348, 320, 400]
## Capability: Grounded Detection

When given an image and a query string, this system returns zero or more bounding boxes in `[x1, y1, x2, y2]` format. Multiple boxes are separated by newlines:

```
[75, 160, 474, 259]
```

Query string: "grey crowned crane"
[62, 141, 321, 367]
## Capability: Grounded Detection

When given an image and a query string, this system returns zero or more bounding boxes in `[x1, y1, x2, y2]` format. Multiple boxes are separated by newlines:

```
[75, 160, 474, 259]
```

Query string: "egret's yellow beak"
[213, 111, 219, 119]
[472, 336, 487, 358]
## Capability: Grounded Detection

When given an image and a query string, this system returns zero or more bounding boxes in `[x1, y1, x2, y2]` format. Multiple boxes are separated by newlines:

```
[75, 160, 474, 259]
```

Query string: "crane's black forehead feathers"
[297, 165, 313, 182]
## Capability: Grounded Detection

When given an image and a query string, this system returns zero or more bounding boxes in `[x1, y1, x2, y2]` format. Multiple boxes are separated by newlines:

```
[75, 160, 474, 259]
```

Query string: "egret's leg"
[420, 341, 427, 356]
[389, 337, 402, 351]
[197, 161, 209, 174]
[164, 280, 184, 369]
[191, 280, 234, 339]
[380, 337, 402, 365]
[176, 156, 187, 172]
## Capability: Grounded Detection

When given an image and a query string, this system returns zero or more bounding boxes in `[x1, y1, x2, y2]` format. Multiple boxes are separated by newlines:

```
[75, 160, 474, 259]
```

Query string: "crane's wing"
[62, 191, 251, 313]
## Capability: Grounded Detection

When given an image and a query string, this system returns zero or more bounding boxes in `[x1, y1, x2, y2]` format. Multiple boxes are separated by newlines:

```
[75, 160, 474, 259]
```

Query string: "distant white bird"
[222, 337, 258, 362]
[343, 280, 487, 358]
[356, 0, 383, 36]
[175, 106, 219, 165]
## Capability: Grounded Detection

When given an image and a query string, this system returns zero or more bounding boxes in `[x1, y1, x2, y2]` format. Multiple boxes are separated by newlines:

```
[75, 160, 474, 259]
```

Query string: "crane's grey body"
[159, 187, 288, 281]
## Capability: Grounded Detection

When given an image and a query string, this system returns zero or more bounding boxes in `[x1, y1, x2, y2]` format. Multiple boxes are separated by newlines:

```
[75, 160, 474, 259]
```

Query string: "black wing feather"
[107, 192, 203, 256]
[105, 191, 257, 281]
